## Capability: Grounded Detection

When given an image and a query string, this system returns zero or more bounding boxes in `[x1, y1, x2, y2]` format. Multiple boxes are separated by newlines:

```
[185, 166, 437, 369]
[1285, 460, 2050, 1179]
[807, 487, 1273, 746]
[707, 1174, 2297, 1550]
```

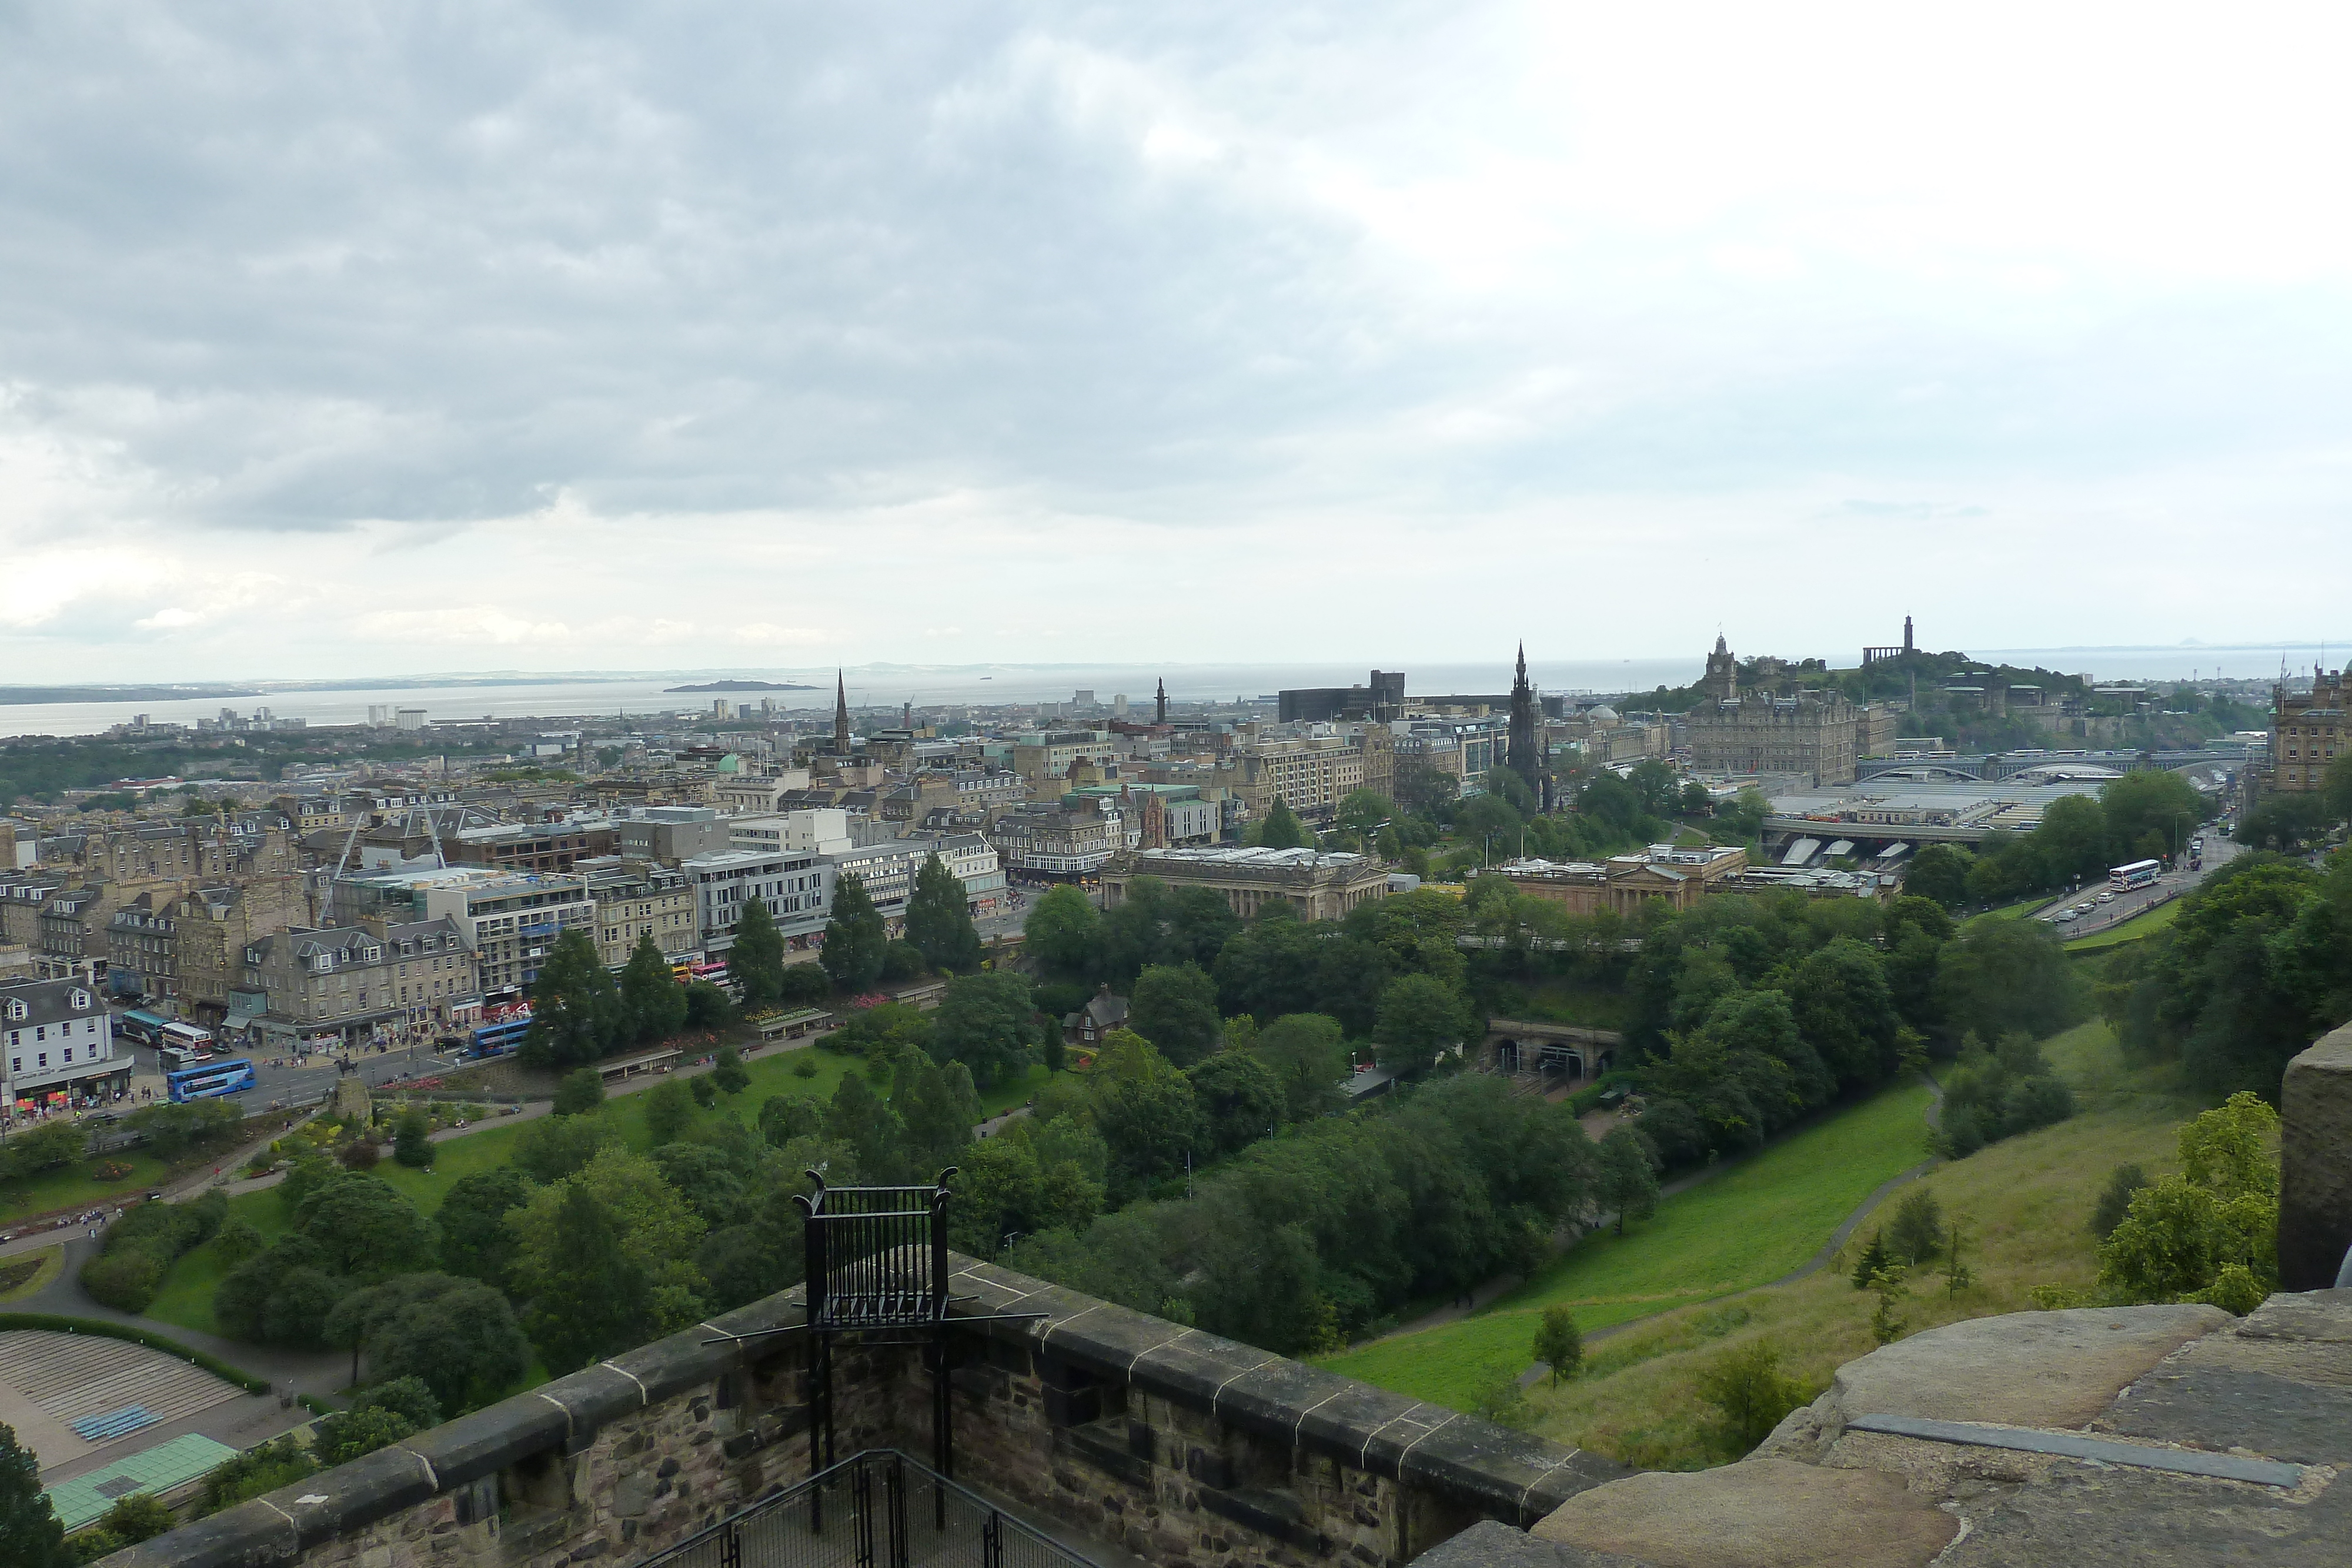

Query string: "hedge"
[0, 1312, 270, 1395]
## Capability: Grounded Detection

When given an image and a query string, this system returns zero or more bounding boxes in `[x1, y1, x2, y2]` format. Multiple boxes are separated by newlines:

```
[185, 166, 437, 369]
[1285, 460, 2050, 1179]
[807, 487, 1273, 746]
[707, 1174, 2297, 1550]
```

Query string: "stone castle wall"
[104, 1256, 1623, 1568]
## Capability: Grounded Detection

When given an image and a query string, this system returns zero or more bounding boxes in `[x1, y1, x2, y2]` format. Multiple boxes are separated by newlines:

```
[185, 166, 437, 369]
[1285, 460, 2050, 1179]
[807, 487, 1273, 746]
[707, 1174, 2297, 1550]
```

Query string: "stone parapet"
[102, 1255, 1622, 1568]
[2280, 1022, 2352, 1291]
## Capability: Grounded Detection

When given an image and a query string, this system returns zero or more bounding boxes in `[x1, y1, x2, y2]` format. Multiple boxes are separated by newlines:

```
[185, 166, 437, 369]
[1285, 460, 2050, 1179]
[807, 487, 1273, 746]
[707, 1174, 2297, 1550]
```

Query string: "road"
[2024, 823, 2241, 938]
[106, 1034, 466, 1119]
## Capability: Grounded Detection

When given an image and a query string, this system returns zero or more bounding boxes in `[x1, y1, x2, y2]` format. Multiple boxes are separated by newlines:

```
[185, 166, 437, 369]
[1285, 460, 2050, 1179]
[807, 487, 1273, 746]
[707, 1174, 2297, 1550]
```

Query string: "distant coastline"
[0, 684, 261, 707]
[663, 680, 819, 693]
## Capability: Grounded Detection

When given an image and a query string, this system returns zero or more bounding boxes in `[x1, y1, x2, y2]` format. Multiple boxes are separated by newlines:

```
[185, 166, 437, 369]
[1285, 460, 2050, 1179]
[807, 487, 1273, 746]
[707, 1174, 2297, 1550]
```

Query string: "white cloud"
[0, 1, 2348, 681]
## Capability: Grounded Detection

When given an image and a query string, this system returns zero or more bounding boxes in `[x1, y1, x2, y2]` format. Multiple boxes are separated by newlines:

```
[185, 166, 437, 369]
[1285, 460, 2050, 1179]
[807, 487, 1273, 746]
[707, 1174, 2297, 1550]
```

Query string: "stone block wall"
[105, 1256, 1624, 1568]
[2280, 1022, 2352, 1291]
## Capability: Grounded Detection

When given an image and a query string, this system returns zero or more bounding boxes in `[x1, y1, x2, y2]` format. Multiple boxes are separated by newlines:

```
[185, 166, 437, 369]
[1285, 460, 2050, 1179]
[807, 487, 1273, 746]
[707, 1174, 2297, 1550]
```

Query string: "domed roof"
[1587, 704, 1619, 723]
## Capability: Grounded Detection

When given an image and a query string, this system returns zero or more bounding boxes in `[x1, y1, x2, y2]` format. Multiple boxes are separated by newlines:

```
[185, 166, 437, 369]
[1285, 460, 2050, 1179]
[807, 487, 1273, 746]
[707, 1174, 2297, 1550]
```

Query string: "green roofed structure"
[44, 1433, 240, 1532]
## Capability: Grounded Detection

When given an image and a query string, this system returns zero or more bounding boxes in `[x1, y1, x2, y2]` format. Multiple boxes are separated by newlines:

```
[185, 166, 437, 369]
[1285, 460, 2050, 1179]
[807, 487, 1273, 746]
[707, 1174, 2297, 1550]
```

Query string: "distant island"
[664, 680, 819, 693]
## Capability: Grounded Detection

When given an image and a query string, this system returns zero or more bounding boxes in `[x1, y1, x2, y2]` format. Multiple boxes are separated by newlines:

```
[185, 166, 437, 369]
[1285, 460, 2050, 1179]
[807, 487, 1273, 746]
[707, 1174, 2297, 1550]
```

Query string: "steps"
[0, 1332, 246, 1450]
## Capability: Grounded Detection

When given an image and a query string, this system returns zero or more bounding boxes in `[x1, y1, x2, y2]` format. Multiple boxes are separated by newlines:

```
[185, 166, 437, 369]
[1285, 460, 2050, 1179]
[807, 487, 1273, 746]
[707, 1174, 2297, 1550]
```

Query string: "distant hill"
[664, 680, 819, 693]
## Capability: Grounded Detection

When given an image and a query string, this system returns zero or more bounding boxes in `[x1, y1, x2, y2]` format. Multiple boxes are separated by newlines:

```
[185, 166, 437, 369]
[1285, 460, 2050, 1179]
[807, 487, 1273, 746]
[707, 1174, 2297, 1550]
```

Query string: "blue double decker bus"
[165, 1058, 256, 1104]
[467, 1017, 532, 1059]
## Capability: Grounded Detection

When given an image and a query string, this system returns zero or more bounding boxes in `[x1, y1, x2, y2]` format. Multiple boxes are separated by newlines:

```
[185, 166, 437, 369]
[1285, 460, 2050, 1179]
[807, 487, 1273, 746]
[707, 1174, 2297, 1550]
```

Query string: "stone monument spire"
[833, 670, 851, 754]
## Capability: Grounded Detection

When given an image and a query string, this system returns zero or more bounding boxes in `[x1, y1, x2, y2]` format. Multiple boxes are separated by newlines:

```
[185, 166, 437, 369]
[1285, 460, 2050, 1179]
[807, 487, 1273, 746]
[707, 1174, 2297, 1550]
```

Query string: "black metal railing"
[800, 1177, 954, 1334]
[639, 1449, 1100, 1568]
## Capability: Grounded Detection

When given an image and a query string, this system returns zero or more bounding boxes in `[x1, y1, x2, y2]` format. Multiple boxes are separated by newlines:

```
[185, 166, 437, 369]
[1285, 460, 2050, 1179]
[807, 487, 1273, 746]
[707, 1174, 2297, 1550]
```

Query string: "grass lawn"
[0, 1148, 179, 1226]
[0, 1243, 64, 1302]
[1315, 1079, 1935, 1410]
[2066, 897, 2183, 952]
[1511, 1021, 2210, 1470]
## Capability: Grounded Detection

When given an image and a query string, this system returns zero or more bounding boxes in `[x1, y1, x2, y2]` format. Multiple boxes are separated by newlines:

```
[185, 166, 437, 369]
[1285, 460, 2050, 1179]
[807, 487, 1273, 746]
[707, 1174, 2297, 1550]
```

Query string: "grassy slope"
[2064, 897, 2183, 952]
[1514, 1020, 2204, 1470]
[1315, 1080, 1933, 1409]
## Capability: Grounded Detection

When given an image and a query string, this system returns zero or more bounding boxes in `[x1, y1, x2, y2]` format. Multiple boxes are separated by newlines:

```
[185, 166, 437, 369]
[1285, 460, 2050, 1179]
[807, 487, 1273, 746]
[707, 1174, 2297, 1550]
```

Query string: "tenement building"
[1, 976, 129, 1109]
[1103, 845, 1391, 921]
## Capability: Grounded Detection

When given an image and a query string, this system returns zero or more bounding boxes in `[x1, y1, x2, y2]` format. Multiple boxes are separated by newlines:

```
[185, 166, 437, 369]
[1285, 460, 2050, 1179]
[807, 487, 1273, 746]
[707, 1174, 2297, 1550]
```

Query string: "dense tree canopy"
[904, 852, 983, 974]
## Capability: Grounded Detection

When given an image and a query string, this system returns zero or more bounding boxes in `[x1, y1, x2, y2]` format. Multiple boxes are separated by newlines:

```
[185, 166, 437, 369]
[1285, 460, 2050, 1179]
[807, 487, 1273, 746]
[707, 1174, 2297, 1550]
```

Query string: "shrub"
[337, 1139, 381, 1171]
[1694, 1341, 1810, 1456]
[791, 1055, 820, 1079]
[689, 1076, 717, 1110]
[79, 1251, 166, 1313]
[198, 1434, 316, 1516]
[393, 1111, 433, 1169]
[553, 1068, 606, 1116]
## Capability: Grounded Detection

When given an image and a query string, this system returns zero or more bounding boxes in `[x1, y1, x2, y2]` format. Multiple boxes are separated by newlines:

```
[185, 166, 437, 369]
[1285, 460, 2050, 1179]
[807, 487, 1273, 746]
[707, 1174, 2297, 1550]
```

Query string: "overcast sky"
[4, 2, 2349, 683]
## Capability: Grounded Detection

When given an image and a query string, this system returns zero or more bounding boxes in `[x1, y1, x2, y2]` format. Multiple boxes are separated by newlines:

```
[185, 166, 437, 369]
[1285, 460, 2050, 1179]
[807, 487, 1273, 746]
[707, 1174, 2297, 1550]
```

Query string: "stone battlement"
[102, 1256, 1625, 1568]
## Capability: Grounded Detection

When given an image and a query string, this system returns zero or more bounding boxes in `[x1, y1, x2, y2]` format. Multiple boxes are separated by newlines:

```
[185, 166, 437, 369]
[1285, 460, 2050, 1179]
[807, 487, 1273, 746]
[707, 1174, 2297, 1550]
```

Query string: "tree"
[894, 1051, 982, 1178]
[1534, 1306, 1583, 1386]
[683, 979, 737, 1029]
[643, 1078, 696, 1144]
[2, 1118, 86, 1176]
[757, 1092, 824, 1148]
[393, 1109, 433, 1168]
[1790, 938, 1902, 1090]
[0, 1419, 68, 1568]
[1185, 1051, 1284, 1156]
[1933, 917, 2080, 1048]
[824, 1074, 908, 1184]
[906, 854, 984, 974]
[92, 1492, 176, 1546]
[1904, 844, 1975, 910]
[1252, 1012, 1352, 1121]
[711, 1044, 750, 1096]
[1595, 1126, 1660, 1237]
[1126, 964, 1222, 1068]
[2099, 1093, 2280, 1309]
[1850, 1231, 1889, 1291]
[512, 1112, 610, 1182]
[620, 933, 688, 1044]
[830, 1001, 934, 1058]
[729, 897, 788, 1008]
[326, 1273, 528, 1412]
[507, 1147, 707, 1350]
[932, 971, 1037, 1088]
[1695, 1341, 1809, 1456]
[292, 1173, 436, 1283]
[521, 930, 620, 1069]
[514, 1183, 653, 1375]
[1024, 885, 1102, 980]
[438, 1169, 536, 1291]
[1256, 800, 1307, 849]
[1371, 974, 1470, 1078]
[819, 871, 888, 992]
[2101, 769, 2206, 864]
[553, 1066, 606, 1116]
[1882, 1188, 1946, 1265]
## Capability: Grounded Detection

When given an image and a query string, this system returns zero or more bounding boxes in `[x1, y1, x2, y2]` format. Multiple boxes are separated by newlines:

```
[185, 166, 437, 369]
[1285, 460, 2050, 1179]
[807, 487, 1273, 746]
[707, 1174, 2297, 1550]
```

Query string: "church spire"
[833, 669, 851, 753]
[1155, 678, 1167, 726]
